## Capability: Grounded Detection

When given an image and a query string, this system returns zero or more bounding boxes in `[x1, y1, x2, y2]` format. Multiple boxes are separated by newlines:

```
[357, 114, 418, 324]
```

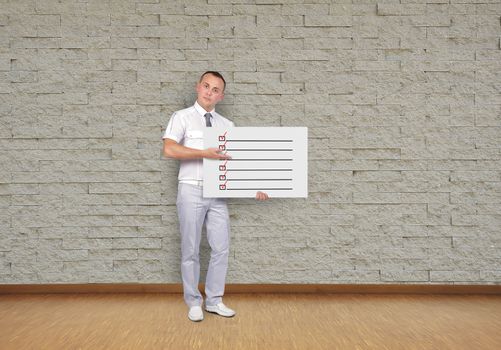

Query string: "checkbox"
[219, 145, 226, 151]
[219, 165, 226, 171]
[219, 175, 226, 180]
[219, 184, 226, 190]
[219, 136, 225, 141]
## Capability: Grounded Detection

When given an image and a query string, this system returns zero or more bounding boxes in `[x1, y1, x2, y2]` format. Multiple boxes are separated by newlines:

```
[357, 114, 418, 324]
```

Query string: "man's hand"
[203, 148, 231, 159]
[255, 191, 269, 201]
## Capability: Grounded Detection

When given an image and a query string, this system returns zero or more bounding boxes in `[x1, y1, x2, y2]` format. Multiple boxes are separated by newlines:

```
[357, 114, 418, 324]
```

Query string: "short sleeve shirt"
[162, 101, 234, 181]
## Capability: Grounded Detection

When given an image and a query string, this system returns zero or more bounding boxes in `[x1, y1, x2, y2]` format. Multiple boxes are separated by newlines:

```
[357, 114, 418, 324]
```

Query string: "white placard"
[203, 127, 308, 198]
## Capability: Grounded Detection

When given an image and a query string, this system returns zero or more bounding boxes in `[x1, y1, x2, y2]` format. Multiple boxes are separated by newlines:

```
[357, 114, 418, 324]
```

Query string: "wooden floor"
[1, 293, 500, 349]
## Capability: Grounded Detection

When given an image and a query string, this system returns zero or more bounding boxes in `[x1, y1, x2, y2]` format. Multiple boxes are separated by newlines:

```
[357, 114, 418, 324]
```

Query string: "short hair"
[199, 71, 226, 91]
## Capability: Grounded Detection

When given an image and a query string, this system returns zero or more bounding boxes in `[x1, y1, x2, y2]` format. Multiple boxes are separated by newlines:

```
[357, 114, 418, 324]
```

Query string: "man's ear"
[218, 92, 225, 102]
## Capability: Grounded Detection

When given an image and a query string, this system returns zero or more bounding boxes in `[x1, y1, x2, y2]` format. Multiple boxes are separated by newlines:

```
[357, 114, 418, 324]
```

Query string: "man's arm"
[163, 138, 230, 160]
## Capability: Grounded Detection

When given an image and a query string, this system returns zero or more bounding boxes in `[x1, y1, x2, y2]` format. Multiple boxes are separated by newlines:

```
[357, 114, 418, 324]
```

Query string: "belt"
[179, 180, 203, 187]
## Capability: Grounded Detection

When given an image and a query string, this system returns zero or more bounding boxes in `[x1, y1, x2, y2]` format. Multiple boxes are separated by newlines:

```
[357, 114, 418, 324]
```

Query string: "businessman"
[162, 71, 268, 322]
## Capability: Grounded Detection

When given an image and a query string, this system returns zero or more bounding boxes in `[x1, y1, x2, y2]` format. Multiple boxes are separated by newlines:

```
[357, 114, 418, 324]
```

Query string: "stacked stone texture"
[0, 0, 500, 285]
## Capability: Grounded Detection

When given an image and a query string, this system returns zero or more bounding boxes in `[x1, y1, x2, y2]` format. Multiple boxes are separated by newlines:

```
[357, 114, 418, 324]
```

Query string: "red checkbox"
[219, 175, 226, 180]
[219, 184, 226, 190]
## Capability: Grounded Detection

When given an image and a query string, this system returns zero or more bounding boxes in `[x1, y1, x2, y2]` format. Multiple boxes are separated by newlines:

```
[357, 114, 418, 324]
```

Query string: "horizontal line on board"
[225, 149, 293, 151]
[226, 188, 293, 190]
[226, 159, 293, 161]
[226, 169, 293, 171]
[225, 140, 293, 142]
[226, 179, 292, 181]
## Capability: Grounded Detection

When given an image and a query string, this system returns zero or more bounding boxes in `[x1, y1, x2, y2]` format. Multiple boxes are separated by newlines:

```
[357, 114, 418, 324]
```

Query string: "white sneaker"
[188, 306, 204, 322]
[205, 302, 236, 317]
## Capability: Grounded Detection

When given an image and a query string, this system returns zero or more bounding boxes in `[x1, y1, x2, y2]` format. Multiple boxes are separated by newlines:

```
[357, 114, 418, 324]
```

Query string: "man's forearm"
[163, 139, 228, 160]
[163, 141, 206, 160]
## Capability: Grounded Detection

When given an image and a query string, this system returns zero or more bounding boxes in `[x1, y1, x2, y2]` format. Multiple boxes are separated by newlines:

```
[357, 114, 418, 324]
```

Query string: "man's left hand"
[255, 191, 269, 201]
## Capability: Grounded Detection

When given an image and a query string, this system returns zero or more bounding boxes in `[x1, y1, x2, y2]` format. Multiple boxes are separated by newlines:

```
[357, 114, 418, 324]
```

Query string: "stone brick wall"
[1, 0, 500, 284]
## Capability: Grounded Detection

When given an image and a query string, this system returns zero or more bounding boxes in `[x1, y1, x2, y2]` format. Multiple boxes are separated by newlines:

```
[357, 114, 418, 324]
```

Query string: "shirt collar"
[194, 101, 215, 117]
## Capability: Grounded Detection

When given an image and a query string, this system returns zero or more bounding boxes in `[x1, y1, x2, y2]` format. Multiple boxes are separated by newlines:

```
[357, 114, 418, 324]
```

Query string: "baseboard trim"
[0, 283, 500, 295]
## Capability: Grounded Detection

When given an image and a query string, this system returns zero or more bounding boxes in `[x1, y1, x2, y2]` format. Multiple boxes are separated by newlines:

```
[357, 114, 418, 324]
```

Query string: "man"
[162, 71, 269, 322]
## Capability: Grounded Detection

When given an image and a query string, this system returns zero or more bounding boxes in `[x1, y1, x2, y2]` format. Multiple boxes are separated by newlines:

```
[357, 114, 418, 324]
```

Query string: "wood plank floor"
[1, 293, 500, 349]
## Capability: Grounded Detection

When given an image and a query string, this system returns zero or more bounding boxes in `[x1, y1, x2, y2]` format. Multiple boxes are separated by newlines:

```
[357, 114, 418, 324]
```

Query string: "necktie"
[204, 113, 212, 127]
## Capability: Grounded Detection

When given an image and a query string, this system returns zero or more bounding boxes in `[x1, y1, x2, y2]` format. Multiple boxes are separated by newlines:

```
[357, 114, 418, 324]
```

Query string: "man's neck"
[196, 100, 215, 113]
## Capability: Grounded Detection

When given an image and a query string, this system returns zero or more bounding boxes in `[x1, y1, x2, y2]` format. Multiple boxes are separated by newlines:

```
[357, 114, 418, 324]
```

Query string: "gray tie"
[204, 113, 212, 127]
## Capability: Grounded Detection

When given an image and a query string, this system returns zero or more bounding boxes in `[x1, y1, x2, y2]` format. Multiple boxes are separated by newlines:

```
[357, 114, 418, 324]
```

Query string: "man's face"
[196, 73, 225, 112]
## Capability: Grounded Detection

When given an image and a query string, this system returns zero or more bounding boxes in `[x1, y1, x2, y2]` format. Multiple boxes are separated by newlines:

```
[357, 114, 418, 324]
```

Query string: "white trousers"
[176, 183, 230, 307]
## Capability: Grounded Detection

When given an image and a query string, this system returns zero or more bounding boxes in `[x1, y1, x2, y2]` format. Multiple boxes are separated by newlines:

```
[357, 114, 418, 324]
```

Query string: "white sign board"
[203, 127, 308, 198]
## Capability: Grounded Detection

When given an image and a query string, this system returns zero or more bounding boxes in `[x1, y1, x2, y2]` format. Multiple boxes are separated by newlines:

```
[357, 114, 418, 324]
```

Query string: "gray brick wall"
[1, 0, 500, 285]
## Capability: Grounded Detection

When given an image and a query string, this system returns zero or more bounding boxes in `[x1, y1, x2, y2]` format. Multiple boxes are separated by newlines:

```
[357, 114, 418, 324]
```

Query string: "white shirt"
[162, 101, 234, 181]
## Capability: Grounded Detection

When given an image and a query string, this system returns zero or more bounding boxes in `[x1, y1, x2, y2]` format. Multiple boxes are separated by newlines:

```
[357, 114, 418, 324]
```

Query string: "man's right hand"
[203, 147, 231, 159]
